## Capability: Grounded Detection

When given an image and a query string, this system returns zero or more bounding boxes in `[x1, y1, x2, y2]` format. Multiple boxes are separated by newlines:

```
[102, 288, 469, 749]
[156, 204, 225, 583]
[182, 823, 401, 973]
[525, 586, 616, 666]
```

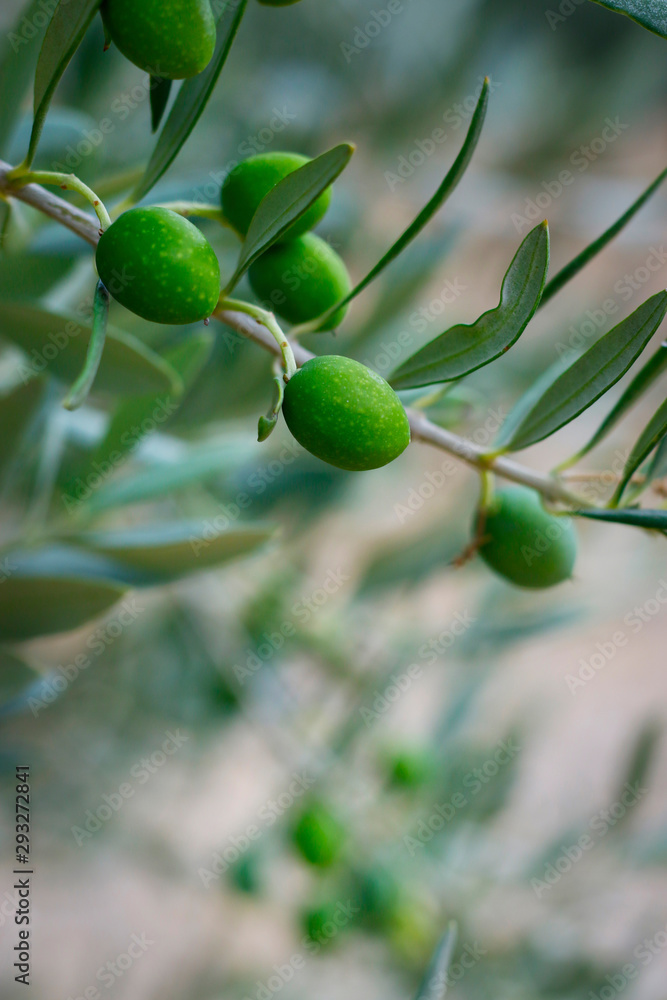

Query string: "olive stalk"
[216, 297, 298, 379]
[5, 167, 112, 231]
[153, 201, 232, 227]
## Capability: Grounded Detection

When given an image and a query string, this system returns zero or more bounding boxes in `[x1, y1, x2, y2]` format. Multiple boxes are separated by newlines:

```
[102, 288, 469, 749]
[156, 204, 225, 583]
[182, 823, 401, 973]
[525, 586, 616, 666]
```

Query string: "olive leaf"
[149, 76, 173, 133]
[294, 78, 490, 334]
[225, 144, 355, 289]
[0, 379, 45, 475]
[63, 280, 110, 410]
[0, 301, 181, 398]
[541, 166, 667, 307]
[494, 354, 574, 450]
[0, 649, 43, 716]
[0, 574, 127, 641]
[588, 0, 667, 38]
[27, 0, 103, 167]
[562, 342, 667, 467]
[502, 291, 667, 451]
[612, 397, 667, 503]
[414, 923, 458, 1000]
[133, 0, 248, 201]
[573, 507, 667, 532]
[390, 221, 549, 389]
[0, 0, 51, 155]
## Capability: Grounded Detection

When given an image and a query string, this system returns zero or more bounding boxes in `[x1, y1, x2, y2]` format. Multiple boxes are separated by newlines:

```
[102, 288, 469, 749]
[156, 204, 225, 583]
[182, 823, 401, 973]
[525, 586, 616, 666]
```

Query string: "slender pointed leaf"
[503, 291, 667, 451]
[150, 76, 172, 133]
[0, 301, 181, 397]
[0, 379, 45, 475]
[63, 280, 110, 410]
[0, 574, 126, 641]
[391, 222, 549, 389]
[299, 78, 490, 333]
[133, 0, 248, 201]
[541, 166, 667, 306]
[613, 397, 667, 502]
[573, 507, 667, 532]
[570, 342, 667, 464]
[494, 353, 574, 449]
[227, 144, 354, 287]
[588, 0, 667, 38]
[0, 0, 51, 155]
[27, 0, 103, 166]
[414, 924, 458, 1000]
[646, 434, 667, 484]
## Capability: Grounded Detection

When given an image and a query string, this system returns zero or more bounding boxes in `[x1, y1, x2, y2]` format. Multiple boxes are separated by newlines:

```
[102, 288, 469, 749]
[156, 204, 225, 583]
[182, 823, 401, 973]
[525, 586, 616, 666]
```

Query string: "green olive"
[96, 207, 220, 325]
[292, 801, 346, 867]
[102, 0, 216, 79]
[282, 356, 411, 471]
[477, 486, 577, 589]
[221, 152, 332, 238]
[249, 234, 351, 329]
[388, 748, 437, 789]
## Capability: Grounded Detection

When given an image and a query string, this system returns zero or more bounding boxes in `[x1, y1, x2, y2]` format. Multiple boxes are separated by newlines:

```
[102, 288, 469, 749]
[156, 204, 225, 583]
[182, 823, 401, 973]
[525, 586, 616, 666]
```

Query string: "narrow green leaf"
[0, 301, 181, 398]
[150, 76, 173, 133]
[72, 521, 277, 580]
[414, 924, 458, 1000]
[0, 649, 42, 714]
[0, 0, 50, 155]
[390, 222, 549, 389]
[573, 507, 667, 532]
[63, 280, 110, 410]
[227, 144, 354, 287]
[646, 434, 667, 484]
[503, 291, 667, 451]
[494, 354, 573, 449]
[0, 574, 126, 641]
[541, 166, 667, 306]
[570, 342, 667, 465]
[299, 78, 490, 333]
[27, 0, 103, 166]
[588, 0, 667, 38]
[0, 379, 45, 475]
[133, 0, 248, 201]
[613, 397, 667, 503]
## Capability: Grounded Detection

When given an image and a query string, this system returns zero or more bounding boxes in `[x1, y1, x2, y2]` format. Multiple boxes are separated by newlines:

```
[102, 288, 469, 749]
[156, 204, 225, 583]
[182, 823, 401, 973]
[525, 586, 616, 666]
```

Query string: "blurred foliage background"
[1, 1, 667, 999]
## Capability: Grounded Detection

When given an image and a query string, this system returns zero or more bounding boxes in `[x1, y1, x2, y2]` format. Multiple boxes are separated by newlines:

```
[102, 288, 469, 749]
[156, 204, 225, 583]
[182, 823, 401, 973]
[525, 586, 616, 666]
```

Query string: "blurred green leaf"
[0, 574, 126, 641]
[0, 301, 181, 398]
[150, 76, 172, 133]
[63, 279, 109, 410]
[0, 648, 41, 713]
[28, 0, 103, 166]
[503, 292, 667, 451]
[227, 144, 354, 288]
[0, 0, 50, 155]
[133, 0, 248, 201]
[612, 397, 667, 503]
[414, 923, 458, 1000]
[494, 354, 573, 449]
[391, 222, 549, 389]
[645, 433, 667, 486]
[573, 507, 667, 531]
[72, 520, 277, 579]
[301, 78, 490, 333]
[0, 378, 45, 475]
[541, 166, 667, 306]
[588, 0, 667, 38]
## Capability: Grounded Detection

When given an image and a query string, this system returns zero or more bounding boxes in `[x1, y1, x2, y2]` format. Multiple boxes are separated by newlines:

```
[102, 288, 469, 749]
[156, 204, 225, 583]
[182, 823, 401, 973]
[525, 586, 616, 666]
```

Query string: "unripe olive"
[249, 234, 351, 329]
[282, 356, 411, 471]
[102, 0, 216, 80]
[292, 801, 346, 867]
[96, 207, 220, 325]
[388, 748, 436, 789]
[477, 486, 577, 589]
[222, 152, 331, 238]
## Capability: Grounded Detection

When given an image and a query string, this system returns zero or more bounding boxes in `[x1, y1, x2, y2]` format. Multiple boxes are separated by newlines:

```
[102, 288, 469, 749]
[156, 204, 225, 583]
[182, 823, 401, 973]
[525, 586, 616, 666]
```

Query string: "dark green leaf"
[63, 280, 110, 410]
[566, 342, 667, 466]
[588, 0, 667, 38]
[390, 222, 549, 389]
[0, 301, 181, 398]
[227, 144, 354, 287]
[28, 0, 103, 166]
[0, 649, 42, 714]
[541, 166, 667, 306]
[297, 78, 490, 333]
[150, 76, 172, 133]
[0, 379, 45, 474]
[573, 507, 667, 531]
[494, 354, 573, 449]
[0, 574, 126, 641]
[133, 0, 248, 201]
[646, 434, 667, 485]
[0, 0, 50, 155]
[503, 292, 667, 451]
[72, 521, 277, 579]
[612, 397, 667, 503]
[414, 924, 458, 1000]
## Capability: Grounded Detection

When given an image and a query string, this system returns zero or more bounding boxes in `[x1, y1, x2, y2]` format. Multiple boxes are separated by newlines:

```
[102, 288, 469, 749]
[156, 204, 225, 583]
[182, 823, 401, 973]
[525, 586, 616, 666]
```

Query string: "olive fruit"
[292, 801, 346, 867]
[96, 207, 220, 325]
[477, 486, 577, 589]
[221, 152, 332, 238]
[102, 0, 216, 80]
[388, 748, 436, 789]
[249, 234, 351, 329]
[282, 356, 411, 471]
